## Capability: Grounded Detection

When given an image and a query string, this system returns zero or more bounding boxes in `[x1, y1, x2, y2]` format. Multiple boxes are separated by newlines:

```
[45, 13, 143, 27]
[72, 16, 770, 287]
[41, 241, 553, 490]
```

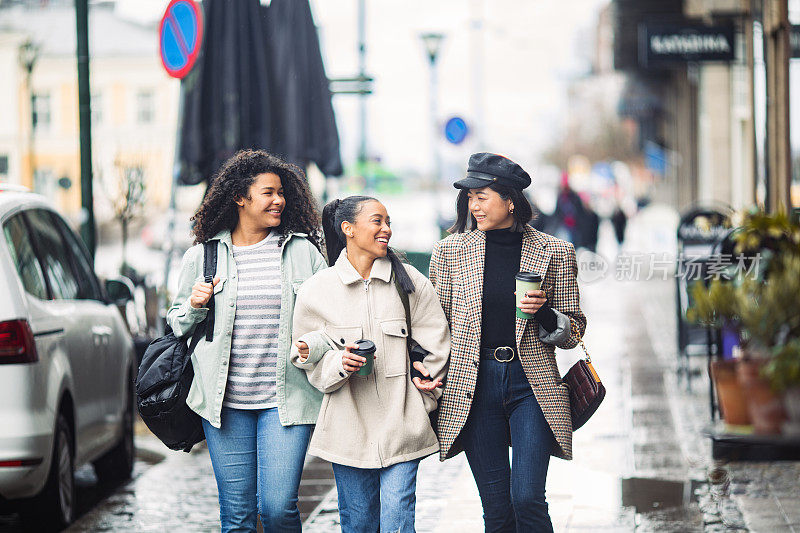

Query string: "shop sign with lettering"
[639, 23, 735, 68]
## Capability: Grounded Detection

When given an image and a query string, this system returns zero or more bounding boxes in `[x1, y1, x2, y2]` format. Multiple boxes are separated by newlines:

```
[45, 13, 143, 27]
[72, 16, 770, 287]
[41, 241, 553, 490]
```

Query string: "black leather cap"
[453, 152, 531, 190]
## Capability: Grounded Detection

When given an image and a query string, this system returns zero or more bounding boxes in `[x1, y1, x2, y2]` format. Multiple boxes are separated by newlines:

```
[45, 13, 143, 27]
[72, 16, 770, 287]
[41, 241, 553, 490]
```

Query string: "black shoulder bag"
[135, 240, 218, 452]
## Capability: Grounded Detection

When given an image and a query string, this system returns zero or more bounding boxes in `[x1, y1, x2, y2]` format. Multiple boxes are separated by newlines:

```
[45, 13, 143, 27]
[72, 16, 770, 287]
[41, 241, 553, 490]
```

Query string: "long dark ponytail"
[321, 196, 416, 294]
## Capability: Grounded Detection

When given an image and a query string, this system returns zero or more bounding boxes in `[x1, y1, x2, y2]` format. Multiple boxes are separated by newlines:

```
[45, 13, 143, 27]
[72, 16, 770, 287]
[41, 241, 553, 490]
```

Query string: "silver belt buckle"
[493, 346, 515, 362]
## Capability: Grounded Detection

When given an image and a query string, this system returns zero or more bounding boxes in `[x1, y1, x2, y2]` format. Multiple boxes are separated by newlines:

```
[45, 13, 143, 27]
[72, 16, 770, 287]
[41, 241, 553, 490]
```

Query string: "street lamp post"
[76, 0, 97, 259]
[328, 0, 374, 198]
[420, 32, 444, 233]
[18, 39, 39, 188]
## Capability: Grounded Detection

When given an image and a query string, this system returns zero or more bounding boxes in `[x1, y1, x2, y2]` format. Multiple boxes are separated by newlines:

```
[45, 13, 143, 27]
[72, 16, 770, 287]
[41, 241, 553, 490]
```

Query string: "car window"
[48, 212, 103, 301]
[24, 209, 80, 300]
[3, 213, 49, 299]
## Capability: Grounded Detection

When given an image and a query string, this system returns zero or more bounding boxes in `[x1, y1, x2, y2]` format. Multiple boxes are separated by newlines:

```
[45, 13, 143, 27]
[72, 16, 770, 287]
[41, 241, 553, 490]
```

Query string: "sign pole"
[158, 0, 203, 330]
[75, 0, 96, 260]
[160, 83, 184, 335]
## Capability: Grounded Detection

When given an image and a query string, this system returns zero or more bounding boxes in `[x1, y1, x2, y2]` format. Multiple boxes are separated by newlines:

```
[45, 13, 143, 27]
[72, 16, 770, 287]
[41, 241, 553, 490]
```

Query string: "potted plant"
[687, 279, 751, 427]
[687, 209, 800, 434]
[759, 255, 800, 436]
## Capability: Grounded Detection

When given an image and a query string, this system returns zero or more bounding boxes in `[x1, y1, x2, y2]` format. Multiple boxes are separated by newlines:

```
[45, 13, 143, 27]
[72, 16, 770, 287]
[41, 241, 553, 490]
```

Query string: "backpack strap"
[202, 240, 219, 342]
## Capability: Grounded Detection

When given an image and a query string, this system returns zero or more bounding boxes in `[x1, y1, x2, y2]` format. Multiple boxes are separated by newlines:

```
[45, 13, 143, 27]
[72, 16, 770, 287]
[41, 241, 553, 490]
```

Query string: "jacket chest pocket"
[212, 277, 226, 295]
[323, 325, 363, 349]
[379, 319, 408, 377]
[196, 275, 226, 295]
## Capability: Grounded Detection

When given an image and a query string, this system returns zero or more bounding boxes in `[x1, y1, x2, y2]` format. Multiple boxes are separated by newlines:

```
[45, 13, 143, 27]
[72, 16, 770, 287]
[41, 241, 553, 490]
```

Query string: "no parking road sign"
[159, 0, 203, 79]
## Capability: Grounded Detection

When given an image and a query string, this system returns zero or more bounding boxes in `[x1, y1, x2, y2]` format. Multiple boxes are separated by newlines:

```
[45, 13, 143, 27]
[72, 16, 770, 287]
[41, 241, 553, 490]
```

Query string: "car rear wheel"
[20, 413, 75, 531]
[93, 380, 134, 483]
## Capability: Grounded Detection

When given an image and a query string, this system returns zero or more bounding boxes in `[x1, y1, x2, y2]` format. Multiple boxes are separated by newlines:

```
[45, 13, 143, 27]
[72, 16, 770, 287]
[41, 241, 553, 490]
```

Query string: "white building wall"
[0, 32, 26, 185]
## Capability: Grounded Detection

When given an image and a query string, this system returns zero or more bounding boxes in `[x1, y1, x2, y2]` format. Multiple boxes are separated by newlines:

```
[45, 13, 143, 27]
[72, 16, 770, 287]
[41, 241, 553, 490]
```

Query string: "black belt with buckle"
[480, 346, 516, 362]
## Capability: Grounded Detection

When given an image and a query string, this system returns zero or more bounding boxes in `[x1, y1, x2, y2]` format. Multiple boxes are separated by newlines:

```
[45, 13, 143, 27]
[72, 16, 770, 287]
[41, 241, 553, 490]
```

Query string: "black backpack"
[136, 240, 218, 452]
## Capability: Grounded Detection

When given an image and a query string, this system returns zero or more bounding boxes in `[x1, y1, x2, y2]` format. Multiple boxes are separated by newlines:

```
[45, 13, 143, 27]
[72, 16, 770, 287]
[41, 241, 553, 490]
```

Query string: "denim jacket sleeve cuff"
[179, 302, 209, 322]
[538, 309, 572, 345]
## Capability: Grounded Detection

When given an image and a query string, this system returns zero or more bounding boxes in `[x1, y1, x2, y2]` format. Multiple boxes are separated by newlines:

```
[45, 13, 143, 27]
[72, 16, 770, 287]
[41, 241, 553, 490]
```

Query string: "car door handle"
[92, 326, 112, 346]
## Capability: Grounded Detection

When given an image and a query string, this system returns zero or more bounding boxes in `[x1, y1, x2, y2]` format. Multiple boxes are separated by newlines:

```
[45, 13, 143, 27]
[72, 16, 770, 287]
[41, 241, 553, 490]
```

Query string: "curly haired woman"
[166, 150, 327, 532]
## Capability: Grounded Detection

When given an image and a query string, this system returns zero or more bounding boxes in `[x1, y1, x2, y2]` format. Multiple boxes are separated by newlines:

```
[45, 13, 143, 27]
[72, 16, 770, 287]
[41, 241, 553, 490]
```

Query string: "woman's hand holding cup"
[342, 343, 370, 373]
[517, 289, 546, 315]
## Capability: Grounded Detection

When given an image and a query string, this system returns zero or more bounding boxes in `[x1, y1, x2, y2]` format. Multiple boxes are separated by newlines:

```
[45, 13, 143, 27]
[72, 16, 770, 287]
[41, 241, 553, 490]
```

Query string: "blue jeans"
[202, 407, 313, 533]
[332, 460, 420, 533]
[460, 357, 555, 533]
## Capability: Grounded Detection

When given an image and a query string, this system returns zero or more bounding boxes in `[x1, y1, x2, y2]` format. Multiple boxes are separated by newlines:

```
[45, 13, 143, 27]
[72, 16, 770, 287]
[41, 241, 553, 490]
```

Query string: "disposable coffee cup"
[351, 339, 376, 376]
[515, 272, 542, 319]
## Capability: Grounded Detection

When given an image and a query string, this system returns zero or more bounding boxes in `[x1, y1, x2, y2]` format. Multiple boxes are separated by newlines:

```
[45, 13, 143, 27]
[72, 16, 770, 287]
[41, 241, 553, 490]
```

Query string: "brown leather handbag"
[563, 321, 605, 430]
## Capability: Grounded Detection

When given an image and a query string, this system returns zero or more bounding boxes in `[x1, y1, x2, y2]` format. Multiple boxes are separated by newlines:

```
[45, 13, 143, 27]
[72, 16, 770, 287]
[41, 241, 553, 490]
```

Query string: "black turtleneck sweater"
[480, 228, 558, 349]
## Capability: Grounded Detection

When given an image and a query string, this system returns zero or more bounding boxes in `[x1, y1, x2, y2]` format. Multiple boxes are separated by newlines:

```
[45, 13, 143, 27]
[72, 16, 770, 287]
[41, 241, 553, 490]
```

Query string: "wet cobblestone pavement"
[64, 434, 336, 532]
[0, 429, 335, 532]
[66, 438, 221, 532]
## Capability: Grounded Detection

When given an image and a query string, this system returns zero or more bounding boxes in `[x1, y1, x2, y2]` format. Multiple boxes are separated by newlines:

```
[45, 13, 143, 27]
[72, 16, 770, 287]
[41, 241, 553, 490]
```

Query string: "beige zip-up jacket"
[290, 251, 450, 468]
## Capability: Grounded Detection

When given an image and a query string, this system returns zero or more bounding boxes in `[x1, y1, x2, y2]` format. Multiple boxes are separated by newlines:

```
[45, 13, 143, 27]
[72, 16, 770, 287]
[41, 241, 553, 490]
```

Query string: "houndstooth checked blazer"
[429, 224, 586, 461]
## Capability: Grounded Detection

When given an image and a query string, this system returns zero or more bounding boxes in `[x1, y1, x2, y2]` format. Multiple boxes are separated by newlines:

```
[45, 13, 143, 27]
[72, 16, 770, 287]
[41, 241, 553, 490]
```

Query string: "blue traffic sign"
[159, 0, 203, 79]
[444, 117, 469, 144]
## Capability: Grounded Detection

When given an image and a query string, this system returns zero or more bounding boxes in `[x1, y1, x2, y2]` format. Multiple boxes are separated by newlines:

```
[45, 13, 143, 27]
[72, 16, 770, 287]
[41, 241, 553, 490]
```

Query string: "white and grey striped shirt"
[223, 232, 281, 409]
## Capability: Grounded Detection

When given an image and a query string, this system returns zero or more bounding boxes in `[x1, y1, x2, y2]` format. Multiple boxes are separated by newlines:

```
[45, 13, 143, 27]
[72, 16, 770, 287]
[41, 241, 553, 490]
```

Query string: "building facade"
[613, 0, 794, 212]
[0, 2, 179, 221]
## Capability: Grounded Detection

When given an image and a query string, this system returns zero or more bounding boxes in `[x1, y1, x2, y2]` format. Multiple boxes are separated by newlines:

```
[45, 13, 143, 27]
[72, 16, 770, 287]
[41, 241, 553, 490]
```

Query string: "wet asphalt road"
[0, 448, 160, 532]
[0, 431, 335, 533]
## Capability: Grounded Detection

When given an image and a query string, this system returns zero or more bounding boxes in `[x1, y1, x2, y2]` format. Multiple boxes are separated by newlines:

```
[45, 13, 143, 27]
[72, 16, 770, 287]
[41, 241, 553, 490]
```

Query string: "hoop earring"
[509, 208, 515, 214]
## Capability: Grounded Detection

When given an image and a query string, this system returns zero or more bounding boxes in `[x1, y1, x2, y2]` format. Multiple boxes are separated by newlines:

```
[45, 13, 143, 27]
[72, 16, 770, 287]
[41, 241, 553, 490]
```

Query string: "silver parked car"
[0, 185, 136, 530]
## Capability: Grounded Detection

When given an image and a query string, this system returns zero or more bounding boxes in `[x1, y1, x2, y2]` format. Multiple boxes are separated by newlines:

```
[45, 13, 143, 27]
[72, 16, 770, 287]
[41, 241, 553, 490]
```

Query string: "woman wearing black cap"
[429, 153, 587, 532]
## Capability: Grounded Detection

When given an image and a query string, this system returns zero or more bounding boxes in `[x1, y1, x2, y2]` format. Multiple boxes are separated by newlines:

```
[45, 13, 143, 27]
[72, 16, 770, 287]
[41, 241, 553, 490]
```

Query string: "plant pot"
[736, 359, 787, 435]
[710, 360, 751, 426]
[782, 387, 800, 437]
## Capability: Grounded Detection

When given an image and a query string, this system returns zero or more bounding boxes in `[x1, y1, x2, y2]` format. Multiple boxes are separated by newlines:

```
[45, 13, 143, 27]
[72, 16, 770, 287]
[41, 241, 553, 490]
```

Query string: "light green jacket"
[166, 229, 327, 428]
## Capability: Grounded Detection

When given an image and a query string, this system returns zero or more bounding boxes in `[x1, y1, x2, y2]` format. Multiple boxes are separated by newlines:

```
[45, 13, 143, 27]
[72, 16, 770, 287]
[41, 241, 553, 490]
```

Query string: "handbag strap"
[393, 274, 413, 354]
[571, 318, 601, 382]
[570, 318, 591, 364]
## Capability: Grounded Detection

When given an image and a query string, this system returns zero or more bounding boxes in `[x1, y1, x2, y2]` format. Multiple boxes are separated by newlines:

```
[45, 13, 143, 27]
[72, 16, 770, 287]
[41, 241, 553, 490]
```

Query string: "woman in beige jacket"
[291, 196, 450, 533]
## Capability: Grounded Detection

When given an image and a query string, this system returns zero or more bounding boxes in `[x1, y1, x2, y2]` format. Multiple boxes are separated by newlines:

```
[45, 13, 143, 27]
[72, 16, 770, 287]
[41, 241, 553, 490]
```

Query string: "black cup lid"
[515, 271, 542, 283]
[351, 339, 376, 354]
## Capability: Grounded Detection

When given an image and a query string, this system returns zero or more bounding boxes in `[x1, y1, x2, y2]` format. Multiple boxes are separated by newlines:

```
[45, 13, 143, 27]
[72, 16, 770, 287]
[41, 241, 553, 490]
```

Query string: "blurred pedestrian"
[430, 153, 587, 532]
[553, 172, 585, 244]
[577, 193, 600, 253]
[611, 204, 628, 247]
[166, 150, 327, 533]
[527, 196, 551, 233]
[290, 196, 450, 533]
